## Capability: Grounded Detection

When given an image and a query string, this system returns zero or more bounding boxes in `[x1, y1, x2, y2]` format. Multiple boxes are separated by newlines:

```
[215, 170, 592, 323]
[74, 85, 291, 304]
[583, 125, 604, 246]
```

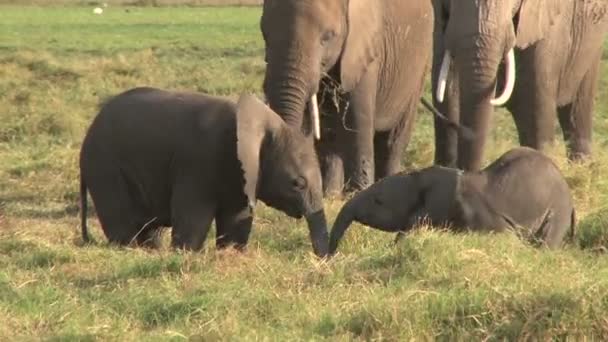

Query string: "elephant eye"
[321, 30, 336, 44]
[292, 176, 307, 191]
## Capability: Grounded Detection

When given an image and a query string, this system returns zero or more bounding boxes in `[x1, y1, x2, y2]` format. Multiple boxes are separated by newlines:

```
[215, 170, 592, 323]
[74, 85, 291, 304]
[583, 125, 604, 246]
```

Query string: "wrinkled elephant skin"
[80, 87, 329, 257]
[329, 147, 576, 254]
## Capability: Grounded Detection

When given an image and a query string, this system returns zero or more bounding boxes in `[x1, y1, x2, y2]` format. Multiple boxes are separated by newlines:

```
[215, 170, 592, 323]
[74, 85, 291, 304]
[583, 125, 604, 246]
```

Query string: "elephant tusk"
[491, 49, 516, 106]
[310, 94, 321, 140]
[436, 51, 451, 103]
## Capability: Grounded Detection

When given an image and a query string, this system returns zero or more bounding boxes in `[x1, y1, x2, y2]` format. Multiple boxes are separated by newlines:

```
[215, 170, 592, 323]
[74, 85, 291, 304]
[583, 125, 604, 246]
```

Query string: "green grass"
[1, 5, 608, 340]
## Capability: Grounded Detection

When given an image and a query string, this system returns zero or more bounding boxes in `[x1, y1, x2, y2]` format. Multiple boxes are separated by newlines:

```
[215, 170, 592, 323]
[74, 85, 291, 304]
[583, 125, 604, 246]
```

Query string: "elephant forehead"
[265, 0, 344, 18]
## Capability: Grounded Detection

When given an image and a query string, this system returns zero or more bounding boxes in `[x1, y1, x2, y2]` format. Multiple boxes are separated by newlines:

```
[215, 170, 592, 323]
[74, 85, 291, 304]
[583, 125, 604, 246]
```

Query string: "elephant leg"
[433, 66, 460, 168]
[215, 205, 253, 251]
[87, 165, 152, 246]
[557, 55, 599, 161]
[170, 182, 216, 251]
[321, 149, 344, 197]
[339, 63, 379, 193]
[509, 49, 557, 152]
[374, 109, 417, 180]
[316, 93, 345, 197]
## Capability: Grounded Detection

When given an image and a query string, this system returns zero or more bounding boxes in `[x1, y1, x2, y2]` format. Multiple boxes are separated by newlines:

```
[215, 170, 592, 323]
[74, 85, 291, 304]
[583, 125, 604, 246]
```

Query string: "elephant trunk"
[453, 38, 506, 170]
[264, 56, 320, 135]
[328, 198, 358, 255]
[305, 210, 329, 257]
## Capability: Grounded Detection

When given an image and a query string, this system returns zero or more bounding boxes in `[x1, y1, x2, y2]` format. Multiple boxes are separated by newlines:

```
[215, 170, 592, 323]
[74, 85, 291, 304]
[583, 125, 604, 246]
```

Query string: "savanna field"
[2, 3, 608, 340]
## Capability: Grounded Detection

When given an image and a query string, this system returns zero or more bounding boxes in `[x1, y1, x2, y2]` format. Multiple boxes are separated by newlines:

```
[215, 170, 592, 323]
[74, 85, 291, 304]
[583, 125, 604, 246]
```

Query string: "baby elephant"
[80, 87, 329, 257]
[329, 147, 576, 254]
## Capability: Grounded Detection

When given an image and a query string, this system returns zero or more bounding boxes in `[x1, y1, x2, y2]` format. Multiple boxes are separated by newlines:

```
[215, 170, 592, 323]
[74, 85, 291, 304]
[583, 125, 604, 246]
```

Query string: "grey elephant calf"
[329, 147, 575, 254]
[80, 87, 329, 257]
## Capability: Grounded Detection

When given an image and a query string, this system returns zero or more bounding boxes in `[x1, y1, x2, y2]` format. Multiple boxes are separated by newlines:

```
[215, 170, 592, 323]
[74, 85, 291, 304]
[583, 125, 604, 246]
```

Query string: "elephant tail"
[80, 173, 90, 244]
[569, 208, 576, 243]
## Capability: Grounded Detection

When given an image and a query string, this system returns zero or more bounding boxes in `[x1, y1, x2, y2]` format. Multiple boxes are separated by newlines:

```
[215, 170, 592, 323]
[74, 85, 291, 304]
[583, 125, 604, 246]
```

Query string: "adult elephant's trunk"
[436, 49, 515, 107]
[437, 38, 513, 171]
[306, 210, 329, 257]
[264, 58, 321, 139]
[328, 199, 358, 255]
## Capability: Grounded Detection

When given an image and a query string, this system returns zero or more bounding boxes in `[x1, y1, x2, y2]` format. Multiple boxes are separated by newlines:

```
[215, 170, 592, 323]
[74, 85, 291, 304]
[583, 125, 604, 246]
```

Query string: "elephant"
[329, 147, 576, 254]
[431, 0, 608, 171]
[261, 0, 434, 196]
[80, 87, 329, 257]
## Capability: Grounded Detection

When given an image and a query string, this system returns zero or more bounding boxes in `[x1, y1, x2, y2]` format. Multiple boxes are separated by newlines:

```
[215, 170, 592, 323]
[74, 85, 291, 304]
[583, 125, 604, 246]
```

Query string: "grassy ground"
[1, 5, 608, 340]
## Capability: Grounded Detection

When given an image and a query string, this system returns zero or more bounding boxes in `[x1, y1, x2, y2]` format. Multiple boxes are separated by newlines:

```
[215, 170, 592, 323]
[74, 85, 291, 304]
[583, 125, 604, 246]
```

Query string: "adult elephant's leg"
[170, 181, 216, 251]
[339, 63, 379, 193]
[215, 205, 253, 251]
[375, 107, 418, 180]
[557, 54, 600, 161]
[317, 86, 345, 197]
[509, 47, 557, 152]
[374, 132, 391, 180]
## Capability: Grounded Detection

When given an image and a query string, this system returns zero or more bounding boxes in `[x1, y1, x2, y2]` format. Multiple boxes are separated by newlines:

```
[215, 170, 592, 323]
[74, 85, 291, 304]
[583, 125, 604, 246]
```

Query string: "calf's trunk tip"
[328, 205, 356, 255]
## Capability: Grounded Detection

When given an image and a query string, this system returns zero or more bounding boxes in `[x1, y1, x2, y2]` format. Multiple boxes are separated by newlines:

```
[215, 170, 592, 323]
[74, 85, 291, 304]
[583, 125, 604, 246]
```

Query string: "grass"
[1, 4, 608, 340]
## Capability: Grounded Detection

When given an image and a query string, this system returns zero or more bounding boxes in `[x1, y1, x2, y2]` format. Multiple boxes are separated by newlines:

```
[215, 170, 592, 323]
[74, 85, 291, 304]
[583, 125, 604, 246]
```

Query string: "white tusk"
[310, 94, 321, 140]
[491, 48, 516, 106]
[436, 51, 451, 103]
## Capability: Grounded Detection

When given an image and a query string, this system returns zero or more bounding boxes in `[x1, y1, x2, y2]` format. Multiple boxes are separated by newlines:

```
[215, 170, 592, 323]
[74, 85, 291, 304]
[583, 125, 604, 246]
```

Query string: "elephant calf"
[329, 147, 575, 254]
[80, 87, 329, 256]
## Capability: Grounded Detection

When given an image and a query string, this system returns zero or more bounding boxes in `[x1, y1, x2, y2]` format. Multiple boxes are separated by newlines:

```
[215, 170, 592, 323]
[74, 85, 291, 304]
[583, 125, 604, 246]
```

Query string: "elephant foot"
[216, 240, 248, 252]
[344, 159, 374, 194]
[567, 139, 591, 162]
[568, 150, 591, 162]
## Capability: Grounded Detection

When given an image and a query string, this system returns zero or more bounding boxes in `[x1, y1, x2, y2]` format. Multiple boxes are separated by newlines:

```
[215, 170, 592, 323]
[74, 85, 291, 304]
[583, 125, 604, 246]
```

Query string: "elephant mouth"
[262, 196, 304, 219]
[436, 49, 516, 106]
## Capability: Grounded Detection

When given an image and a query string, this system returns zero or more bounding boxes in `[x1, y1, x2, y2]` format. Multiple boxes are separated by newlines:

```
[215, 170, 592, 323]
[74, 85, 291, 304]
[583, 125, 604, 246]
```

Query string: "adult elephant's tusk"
[310, 94, 321, 140]
[436, 51, 451, 103]
[491, 49, 516, 106]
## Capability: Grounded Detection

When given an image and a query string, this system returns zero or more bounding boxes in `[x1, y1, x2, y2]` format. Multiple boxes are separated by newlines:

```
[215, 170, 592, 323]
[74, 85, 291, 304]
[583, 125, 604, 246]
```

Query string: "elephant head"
[329, 166, 461, 254]
[261, 0, 382, 137]
[236, 94, 329, 257]
[433, 0, 562, 170]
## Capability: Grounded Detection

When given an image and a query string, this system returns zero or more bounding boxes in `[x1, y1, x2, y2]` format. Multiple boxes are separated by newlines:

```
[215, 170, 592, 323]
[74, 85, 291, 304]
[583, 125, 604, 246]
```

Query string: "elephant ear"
[516, 0, 562, 49]
[236, 93, 284, 209]
[340, 0, 382, 92]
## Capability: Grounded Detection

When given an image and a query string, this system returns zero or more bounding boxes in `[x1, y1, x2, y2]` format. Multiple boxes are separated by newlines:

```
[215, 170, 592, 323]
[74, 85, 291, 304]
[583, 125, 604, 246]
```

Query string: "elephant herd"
[80, 0, 607, 257]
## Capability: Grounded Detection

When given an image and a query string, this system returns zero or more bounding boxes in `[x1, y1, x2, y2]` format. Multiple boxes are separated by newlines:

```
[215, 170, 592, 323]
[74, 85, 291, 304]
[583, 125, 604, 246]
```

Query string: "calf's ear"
[235, 93, 285, 209]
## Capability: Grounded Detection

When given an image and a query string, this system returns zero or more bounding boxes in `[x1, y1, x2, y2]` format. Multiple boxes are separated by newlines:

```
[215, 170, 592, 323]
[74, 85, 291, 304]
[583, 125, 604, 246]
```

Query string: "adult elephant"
[432, 0, 608, 171]
[261, 0, 433, 195]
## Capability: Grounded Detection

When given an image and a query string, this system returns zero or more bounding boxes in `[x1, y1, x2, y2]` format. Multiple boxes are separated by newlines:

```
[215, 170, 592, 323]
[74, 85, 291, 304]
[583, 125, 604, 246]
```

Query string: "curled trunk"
[265, 71, 309, 129]
[328, 200, 357, 255]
